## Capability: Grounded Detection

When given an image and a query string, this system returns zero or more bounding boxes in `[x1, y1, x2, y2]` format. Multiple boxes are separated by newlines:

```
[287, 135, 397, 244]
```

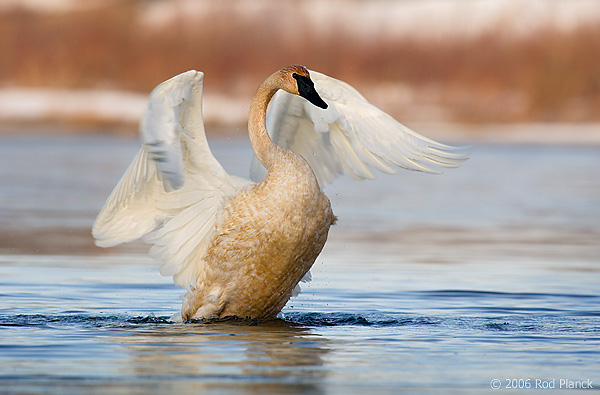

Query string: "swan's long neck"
[248, 74, 284, 171]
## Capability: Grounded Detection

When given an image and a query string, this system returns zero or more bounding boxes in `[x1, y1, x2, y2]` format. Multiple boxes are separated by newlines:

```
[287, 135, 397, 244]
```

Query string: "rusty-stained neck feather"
[248, 70, 285, 170]
[248, 66, 309, 170]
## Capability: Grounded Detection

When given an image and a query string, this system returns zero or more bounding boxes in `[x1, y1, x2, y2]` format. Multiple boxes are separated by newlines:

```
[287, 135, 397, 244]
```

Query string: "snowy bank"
[0, 88, 248, 129]
[1, 87, 598, 145]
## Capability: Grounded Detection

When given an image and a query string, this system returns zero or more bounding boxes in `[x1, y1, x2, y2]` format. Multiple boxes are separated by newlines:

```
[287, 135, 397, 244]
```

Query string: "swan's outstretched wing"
[93, 70, 249, 289]
[250, 70, 468, 187]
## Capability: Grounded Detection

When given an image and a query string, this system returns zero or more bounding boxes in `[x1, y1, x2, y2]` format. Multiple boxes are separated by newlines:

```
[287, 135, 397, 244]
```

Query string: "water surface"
[0, 133, 599, 393]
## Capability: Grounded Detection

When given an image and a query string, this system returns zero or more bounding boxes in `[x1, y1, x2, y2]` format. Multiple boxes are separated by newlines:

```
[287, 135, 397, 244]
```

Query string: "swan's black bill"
[293, 73, 328, 109]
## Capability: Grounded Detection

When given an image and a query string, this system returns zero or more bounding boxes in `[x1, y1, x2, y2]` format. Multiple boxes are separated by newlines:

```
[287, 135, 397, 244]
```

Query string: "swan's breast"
[193, 161, 335, 318]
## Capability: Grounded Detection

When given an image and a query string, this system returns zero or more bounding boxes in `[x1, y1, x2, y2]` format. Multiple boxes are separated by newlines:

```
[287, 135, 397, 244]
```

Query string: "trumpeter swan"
[93, 65, 467, 320]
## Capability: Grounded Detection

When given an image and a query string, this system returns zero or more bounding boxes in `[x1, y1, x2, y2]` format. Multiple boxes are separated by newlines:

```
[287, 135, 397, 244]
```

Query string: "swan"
[92, 65, 467, 320]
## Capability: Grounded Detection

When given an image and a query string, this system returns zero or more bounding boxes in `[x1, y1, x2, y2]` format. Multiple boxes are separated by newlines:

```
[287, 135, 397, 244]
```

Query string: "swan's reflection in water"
[116, 318, 330, 393]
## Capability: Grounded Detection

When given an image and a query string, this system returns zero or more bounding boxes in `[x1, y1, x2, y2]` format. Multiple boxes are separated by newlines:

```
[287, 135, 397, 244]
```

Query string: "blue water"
[0, 133, 599, 393]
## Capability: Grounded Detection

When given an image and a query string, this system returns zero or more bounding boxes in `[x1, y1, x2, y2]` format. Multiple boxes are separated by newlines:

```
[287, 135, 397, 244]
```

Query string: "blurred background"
[1, 3, 599, 391]
[1, 0, 599, 138]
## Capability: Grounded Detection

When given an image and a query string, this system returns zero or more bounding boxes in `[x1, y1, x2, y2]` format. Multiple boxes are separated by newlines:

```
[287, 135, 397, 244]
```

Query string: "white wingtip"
[141, 70, 205, 192]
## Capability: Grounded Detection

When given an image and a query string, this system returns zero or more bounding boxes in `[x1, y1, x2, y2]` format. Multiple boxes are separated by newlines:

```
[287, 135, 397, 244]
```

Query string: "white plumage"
[251, 71, 466, 186]
[93, 66, 467, 320]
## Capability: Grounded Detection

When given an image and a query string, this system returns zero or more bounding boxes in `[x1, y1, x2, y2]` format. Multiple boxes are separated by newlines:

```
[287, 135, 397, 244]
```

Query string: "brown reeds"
[1, 3, 599, 123]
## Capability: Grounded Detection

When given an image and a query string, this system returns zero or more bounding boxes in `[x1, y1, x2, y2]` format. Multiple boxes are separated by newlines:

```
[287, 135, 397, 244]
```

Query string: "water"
[1, 133, 599, 393]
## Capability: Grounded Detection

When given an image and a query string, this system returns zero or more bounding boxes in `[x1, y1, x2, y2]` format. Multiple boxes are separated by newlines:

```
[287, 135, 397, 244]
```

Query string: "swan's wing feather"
[92, 146, 163, 247]
[251, 70, 468, 187]
[141, 70, 229, 191]
[143, 174, 249, 290]
[93, 70, 251, 289]
[140, 72, 193, 192]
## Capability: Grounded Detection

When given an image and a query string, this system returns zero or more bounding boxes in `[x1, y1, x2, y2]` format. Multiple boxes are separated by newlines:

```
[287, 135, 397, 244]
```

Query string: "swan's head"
[281, 65, 328, 109]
